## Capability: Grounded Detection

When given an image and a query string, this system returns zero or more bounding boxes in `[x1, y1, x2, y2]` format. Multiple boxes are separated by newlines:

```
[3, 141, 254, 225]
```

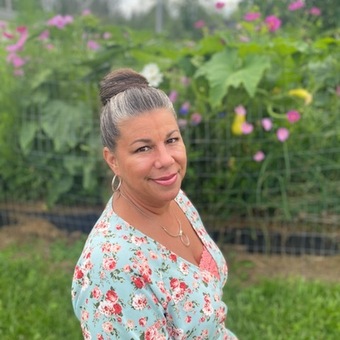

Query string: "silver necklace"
[118, 191, 190, 247]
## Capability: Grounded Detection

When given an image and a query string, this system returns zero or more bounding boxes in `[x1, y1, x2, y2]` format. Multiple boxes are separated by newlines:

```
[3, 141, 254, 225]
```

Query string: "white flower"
[140, 63, 163, 87]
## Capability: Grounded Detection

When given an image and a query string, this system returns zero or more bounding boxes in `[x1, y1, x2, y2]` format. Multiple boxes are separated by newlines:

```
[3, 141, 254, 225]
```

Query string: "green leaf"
[195, 49, 271, 107]
[41, 100, 92, 152]
[19, 121, 38, 155]
[228, 55, 271, 98]
[47, 175, 73, 207]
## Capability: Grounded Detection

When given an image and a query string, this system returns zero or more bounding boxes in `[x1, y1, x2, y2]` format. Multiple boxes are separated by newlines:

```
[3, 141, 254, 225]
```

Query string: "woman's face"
[104, 108, 187, 207]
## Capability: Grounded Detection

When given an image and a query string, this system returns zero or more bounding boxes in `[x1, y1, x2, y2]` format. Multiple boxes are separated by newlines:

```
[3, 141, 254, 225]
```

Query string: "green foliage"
[225, 278, 340, 339]
[1, 238, 339, 339]
[0, 239, 85, 339]
[0, 3, 339, 222]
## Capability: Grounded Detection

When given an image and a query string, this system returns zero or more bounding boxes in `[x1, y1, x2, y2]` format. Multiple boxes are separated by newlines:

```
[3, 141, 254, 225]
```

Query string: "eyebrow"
[130, 129, 179, 146]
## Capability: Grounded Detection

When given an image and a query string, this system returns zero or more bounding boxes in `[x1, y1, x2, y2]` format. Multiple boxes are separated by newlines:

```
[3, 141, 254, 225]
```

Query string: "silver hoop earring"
[111, 175, 122, 192]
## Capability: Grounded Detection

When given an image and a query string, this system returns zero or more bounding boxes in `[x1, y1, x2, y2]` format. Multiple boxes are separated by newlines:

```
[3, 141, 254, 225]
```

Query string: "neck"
[116, 190, 171, 218]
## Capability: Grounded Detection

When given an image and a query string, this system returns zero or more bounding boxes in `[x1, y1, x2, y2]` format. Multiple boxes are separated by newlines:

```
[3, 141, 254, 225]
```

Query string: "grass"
[1, 236, 340, 339]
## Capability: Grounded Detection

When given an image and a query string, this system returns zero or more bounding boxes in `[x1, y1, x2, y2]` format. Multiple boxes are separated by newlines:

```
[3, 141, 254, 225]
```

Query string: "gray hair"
[99, 68, 176, 151]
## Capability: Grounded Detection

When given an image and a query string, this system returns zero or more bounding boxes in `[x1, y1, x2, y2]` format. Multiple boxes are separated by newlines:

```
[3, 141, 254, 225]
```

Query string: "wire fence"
[0, 80, 339, 257]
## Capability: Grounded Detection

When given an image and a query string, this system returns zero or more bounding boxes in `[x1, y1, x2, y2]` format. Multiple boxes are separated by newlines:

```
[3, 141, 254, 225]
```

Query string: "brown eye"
[167, 137, 179, 144]
[135, 146, 151, 153]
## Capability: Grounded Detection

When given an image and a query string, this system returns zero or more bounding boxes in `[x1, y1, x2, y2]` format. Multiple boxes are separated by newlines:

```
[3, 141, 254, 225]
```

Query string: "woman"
[71, 68, 238, 339]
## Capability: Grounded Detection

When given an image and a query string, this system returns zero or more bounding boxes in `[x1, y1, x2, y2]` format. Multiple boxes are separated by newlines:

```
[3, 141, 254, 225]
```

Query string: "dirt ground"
[0, 216, 339, 284]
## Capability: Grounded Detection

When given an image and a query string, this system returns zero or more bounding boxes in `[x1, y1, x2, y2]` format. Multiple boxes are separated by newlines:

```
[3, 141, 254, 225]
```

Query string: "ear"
[103, 147, 120, 175]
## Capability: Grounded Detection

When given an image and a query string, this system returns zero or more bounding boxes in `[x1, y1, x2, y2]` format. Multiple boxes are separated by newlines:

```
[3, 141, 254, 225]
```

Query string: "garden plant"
[0, 1, 339, 229]
[0, 1, 340, 339]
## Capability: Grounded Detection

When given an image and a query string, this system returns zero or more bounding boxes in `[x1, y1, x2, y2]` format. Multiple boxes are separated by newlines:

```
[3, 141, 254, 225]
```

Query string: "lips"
[152, 173, 178, 186]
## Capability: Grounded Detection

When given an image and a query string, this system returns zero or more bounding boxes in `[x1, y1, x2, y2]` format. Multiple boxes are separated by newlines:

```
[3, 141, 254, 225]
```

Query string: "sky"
[114, 0, 243, 19]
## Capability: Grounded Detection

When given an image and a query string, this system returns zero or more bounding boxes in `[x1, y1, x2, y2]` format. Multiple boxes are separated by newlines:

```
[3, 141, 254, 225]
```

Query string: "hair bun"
[99, 68, 149, 105]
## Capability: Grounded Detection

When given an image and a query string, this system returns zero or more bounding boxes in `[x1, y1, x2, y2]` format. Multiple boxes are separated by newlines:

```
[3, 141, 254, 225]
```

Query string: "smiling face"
[103, 108, 187, 208]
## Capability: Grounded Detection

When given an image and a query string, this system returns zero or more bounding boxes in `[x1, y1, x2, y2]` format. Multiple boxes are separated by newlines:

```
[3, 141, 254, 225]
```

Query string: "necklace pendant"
[180, 232, 190, 247]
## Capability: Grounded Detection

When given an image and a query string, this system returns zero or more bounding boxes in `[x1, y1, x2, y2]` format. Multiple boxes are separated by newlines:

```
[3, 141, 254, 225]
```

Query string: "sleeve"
[72, 240, 170, 340]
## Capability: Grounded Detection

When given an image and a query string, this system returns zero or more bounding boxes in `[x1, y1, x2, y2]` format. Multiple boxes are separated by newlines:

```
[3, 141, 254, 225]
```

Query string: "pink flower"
[168, 90, 178, 103]
[191, 113, 202, 125]
[0, 20, 7, 30]
[309, 7, 321, 16]
[241, 122, 253, 134]
[7, 53, 26, 68]
[47, 14, 74, 29]
[286, 110, 301, 123]
[261, 118, 272, 131]
[45, 43, 54, 50]
[181, 76, 190, 86]
[14, 69, 24, 76]
[82, 9, 92, 16]
[235, 105, 246, 116]
[265, 15, 282, 32]
[336, 85, 340, 97]
[16, 26, 27, 34]
[38, 30, 49, 41]
[6, 26, 28, 53]
[277, 127, 289, 142]
[239, 35, 250, 42]
[103, 32, 112, 40]
[244, 12, 261, 21]
[253, 151, 265, 162]
[288, 0, 305, 11]
[215, 2, 225, 9]
[194, 20, 205, 29]
[3, 32, 14, 39]
[87, 40, 100, 50]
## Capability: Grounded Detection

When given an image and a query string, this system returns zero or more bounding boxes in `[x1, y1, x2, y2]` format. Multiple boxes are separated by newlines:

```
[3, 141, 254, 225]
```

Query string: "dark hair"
[100, 68, 176, 151]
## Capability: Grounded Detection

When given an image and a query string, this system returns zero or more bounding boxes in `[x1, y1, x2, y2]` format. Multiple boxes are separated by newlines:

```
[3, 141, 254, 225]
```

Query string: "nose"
[154, 145, 175, 169]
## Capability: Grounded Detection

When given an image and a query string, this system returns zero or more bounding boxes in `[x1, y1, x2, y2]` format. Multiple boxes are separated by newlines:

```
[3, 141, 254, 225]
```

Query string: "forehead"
[118, 109, 178, 136]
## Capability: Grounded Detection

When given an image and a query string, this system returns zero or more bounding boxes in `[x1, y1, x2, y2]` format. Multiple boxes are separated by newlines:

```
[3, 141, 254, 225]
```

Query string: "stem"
[266, 104, 286, 120]
[283, 142, 291, 182]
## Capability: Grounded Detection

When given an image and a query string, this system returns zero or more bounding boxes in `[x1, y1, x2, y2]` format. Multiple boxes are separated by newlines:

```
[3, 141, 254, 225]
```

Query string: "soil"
[1, 215, 339, 284]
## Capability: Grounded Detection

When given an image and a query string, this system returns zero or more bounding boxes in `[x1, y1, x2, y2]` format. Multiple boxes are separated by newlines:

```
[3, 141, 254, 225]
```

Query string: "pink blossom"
[6, 26, 28, 53]
[14, 69, 24, 76]
[45, 43, 54, 50]
[191, 113, 202, 125]
[181, 76, 190, 86]
[235, 105, 246, 116]
[288, 1, 305, 11]
[253, 151, 265, 162]
[38, 30, 49, 41]
[3, 32, 14, 39]
[309, 7, 321, 16]
[261, 118, 273, 131]
[47, 14, 74, 29]
[265, 15, 282, 32]
[215, 2, 225, 9]
[168, 90, 178, 103]
[336, 85, 340, 97]
[82, 9, 92, 16]
[277, 127, 289, 142]
[7, 53, 26, 68]
[87, 40, 100, 50]
[0, 20, 7, 30]
[194, 20, 205, 29]
[244, 12, 261, 21]
[241, 122, 253, 134]
[239, 35, 250, 42]
[286, 110, 301, 123]
[103, 32, 112, 40]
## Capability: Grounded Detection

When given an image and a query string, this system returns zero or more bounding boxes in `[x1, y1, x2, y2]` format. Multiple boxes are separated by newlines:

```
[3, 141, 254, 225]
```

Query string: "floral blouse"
[71, 190, 238, 339]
